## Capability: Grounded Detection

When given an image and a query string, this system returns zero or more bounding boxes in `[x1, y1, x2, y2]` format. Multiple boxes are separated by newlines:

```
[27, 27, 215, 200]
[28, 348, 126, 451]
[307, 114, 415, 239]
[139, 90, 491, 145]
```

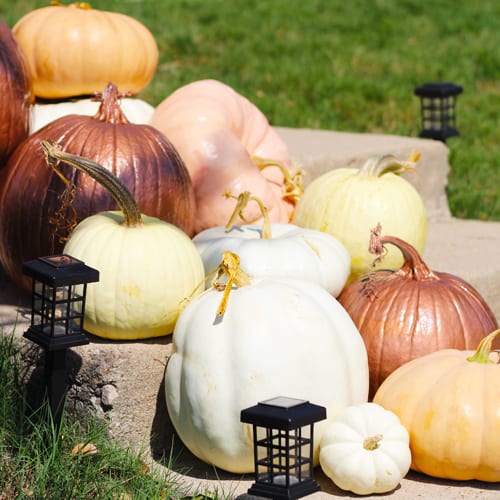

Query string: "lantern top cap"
[241, 396, 327, 429]
[22, 254, 99, 286]
[414, 82, 463, 97]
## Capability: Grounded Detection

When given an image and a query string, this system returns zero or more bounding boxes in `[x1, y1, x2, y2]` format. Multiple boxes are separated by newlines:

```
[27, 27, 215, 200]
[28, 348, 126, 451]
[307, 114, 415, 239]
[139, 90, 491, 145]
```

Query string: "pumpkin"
[149, 79, 301, 234]
[41, 141, 204, 340]
[165, 251, 369, 473]
[293, 152, 427, 281]
[0, 82, 195, 292]
[192, 191, 350, 297]
[12, 2, 158, 99]
[0, 19, 33, 166]
[373, 329, 500, 482]
[30, 95, 155, 133]
[338, 225, 498, 399]
[319, 402, 411, 495]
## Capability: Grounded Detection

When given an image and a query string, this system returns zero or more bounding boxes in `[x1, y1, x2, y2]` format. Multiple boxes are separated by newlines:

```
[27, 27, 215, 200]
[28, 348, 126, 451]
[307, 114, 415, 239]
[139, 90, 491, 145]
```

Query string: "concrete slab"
[276, 126, 452, 220]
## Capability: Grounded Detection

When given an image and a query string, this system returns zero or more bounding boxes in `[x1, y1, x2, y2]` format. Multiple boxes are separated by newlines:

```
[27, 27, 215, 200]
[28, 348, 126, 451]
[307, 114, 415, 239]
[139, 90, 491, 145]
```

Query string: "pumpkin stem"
[253, 156, 304, 206]
[51, 1, 92, 10]
[204, 251, 251, 317]
[358, 151, 421, 178]
[363, 434, 383, 451]
[223, 191, 272, 239]
[91, 82, 132, 125]
[466, 329, 500, 364]
[368, 223, 436, 280]
[40, 140, 143, 227]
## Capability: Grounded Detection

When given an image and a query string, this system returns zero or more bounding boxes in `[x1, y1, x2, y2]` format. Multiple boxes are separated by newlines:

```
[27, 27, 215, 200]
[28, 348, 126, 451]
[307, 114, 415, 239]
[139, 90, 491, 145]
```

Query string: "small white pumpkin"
[319, 402, 411, 495]
[193, 192, 351, 296]
[165, 252, 369, 473]
[31, 95, 155, 133]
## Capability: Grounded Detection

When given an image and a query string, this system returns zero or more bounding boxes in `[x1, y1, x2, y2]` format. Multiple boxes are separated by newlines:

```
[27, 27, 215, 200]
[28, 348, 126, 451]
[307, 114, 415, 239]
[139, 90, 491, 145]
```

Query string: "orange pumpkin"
[12, 2, 158, 99]
[374, 329, 500, 482]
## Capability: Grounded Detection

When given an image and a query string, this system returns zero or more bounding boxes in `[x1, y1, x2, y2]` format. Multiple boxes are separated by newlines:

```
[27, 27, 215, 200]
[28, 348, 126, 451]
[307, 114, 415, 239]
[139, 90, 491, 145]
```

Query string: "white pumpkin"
[193, 222, 351, 297]
[165, 253, 369, 473]
[319, 402, 411, 495]
[30, 96, 155, 133]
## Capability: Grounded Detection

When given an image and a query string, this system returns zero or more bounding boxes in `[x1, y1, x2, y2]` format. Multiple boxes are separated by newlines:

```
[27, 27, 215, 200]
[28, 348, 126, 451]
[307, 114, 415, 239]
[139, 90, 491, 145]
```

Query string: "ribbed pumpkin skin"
[0, 20, 32, 165]
[373, 333, 500, 481]
[0, 88, 195, 291]
[338, 236, 498, 400]
[12, 5, 158, 99]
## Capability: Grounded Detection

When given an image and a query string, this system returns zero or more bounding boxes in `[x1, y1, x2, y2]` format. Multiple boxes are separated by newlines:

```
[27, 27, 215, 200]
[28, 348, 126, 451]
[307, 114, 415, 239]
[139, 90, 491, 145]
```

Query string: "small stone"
[100, 384, 119, 408]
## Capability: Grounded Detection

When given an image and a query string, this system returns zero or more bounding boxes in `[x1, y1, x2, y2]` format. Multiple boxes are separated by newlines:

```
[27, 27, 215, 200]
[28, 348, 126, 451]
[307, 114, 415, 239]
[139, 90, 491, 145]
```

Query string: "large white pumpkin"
[193, 222, 351, 297]
[165, 268, 369, 473]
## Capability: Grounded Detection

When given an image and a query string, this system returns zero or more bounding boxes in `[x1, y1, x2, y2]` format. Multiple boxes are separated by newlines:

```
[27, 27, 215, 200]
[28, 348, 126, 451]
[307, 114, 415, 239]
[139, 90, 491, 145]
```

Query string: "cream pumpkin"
[165, 252, 369, 473]
[41, 141, 204, 340]
[31, 96, 155, 132]
[293, 153, 427, 281]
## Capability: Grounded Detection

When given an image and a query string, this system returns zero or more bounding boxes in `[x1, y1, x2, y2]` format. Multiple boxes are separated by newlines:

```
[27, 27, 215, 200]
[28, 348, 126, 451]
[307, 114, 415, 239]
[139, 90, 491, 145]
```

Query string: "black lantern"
[414, 82, 463, 141]
[241, 396, 327, 500]
[23, 254, 99, 427]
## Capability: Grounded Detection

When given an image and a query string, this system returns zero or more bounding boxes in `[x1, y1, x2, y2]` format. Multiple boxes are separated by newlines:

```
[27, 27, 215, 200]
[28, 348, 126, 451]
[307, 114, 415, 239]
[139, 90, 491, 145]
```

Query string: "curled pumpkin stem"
[40, 140, 143, 227]
[204, 251, 251, 317]
[223, 190, 272, 239]
[253, 156, 304, 206]
[466, 329, 500, 364]
[358, 150, 421, 178]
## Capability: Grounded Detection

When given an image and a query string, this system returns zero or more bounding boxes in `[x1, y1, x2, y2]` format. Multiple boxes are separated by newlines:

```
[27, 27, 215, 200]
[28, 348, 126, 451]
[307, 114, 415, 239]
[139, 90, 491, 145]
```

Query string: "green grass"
[1, 0, 499, 220]
[0, 332, 226, 499]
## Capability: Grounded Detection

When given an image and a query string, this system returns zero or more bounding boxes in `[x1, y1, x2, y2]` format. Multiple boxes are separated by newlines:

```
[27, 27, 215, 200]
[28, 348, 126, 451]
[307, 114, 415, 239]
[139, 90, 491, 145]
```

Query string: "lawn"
[1, 0, 499, 221]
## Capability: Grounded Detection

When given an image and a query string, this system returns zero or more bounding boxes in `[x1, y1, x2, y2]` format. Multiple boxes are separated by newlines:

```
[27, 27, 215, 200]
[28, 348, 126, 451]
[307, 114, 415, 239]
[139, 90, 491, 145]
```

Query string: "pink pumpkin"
[150, 79, 298, 234]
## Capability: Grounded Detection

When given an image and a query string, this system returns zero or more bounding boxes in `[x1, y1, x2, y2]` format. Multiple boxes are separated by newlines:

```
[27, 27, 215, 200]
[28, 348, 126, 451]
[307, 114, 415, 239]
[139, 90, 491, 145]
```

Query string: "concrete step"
[276, 126, 500, 322]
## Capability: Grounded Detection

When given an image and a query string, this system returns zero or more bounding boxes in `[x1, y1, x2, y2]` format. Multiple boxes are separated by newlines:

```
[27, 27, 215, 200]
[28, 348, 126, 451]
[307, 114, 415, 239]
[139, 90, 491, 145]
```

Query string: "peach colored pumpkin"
[150, 79, 298, 234]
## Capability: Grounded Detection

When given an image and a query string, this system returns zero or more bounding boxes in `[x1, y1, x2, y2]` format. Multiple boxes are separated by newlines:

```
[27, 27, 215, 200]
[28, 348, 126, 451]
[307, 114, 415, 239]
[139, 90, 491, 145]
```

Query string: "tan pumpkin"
[12, 2, 158, 99]
[0, 19, 33, 165]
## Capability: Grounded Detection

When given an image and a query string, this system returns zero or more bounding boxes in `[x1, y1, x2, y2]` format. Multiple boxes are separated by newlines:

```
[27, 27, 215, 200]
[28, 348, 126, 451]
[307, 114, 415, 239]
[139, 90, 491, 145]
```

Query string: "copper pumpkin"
[338, 227, 498, 400]
[0, 82, 195, 291]
[0, 20, 33, 166]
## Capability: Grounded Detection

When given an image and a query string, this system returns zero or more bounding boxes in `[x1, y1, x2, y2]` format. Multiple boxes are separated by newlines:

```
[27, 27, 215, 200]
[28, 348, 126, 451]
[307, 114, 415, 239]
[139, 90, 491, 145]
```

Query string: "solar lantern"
[23, 254, 99, 427]
[414, 82, 463, 142]
[241, 396, 327, 500]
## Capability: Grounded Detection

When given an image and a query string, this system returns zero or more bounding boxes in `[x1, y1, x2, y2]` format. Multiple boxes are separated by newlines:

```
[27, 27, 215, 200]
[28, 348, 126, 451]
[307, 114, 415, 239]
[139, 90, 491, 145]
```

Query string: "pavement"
[1, 127, 499, 499]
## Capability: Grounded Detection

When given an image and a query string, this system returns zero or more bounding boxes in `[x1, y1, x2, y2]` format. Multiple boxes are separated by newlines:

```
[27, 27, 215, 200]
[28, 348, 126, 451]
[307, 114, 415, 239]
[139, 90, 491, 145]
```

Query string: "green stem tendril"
[358, 151, 421, 177]
[466, 329, 500, 364]
[40, 140, 143, 227]
[223, 190, 272, 239]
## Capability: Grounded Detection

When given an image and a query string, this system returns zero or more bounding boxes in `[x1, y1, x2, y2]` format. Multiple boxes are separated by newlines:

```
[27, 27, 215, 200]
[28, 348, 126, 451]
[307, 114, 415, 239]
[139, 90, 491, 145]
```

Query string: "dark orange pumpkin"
[0, 82, 195, 291]
[0, 19, 33, 166]
[338, 225, 498, 400]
